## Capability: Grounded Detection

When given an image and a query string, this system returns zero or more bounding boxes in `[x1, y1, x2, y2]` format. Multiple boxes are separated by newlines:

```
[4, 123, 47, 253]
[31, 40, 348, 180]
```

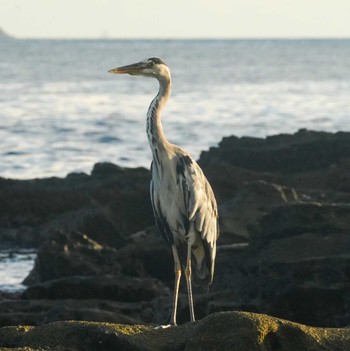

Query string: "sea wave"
[1, 39, 350, 178]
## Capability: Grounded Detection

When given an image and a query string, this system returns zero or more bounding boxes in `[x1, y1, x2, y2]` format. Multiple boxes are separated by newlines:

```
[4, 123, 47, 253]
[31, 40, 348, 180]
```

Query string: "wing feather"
[176, 155, 219, 282]
[150, 162, 174, 244]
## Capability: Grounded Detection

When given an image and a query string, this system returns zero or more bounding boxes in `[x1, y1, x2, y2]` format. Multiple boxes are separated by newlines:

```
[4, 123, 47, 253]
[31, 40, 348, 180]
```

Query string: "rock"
[18, 229, 172, 325]
[219, 180, 298, 242]
[212, 203, 350, 327]
[199, 129, 350, 202]
[23, 227, 174, 287]
[0, 299, 140, 327]
[23, 231, 120, 285]
[0, 163, 153, 248]
[115, 226, 173, 285]
[22, 275, 169, 303]
[1, 130, 349, 247]
[19, 190, 350, 328]
[1, 130, 350, 330]
[200, 129, 350, 173]
[0, 311, 349, 351]
[326, 159, 350, 192]
[254, 202, 350, 246]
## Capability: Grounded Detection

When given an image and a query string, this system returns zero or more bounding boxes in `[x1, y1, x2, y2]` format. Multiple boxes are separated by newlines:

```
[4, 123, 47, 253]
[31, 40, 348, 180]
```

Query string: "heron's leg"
[170, 245, 181, 326]
[185, 243, 195, 322]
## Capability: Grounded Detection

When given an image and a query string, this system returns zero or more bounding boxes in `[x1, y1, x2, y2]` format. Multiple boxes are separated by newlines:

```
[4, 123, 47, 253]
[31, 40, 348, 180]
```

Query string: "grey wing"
[176, 155, 219, 283]
[150, 161, 174, 245]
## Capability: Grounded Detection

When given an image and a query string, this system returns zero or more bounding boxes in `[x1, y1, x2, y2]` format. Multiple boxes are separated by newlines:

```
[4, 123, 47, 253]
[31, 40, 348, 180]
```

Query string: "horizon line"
[4, 35, 350, 41]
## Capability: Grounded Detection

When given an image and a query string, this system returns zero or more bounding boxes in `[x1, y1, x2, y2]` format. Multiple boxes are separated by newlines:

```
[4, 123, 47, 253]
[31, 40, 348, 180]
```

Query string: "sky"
[0, 0, 350, 39]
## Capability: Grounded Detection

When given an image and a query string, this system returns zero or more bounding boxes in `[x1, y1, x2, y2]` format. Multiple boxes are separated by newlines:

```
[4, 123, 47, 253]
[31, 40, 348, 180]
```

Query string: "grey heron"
[109, 57, 219, 325]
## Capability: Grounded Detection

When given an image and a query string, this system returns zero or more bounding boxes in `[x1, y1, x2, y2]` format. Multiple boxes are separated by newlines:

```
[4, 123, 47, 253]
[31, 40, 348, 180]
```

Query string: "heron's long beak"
[108, 61, 146, 75]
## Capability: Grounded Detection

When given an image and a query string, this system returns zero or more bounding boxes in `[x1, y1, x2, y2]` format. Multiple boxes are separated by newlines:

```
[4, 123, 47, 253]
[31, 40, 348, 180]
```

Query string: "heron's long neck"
[146, 76, 171, 155]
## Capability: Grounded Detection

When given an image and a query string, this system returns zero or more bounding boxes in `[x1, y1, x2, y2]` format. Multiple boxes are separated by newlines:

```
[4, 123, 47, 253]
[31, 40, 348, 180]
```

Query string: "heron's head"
[108, 57, 170, 80]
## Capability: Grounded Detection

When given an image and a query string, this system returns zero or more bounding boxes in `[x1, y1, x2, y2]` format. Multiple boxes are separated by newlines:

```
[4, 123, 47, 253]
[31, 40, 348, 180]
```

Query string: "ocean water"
[0, 249, 36, 292]
[0, 39, 349, 179]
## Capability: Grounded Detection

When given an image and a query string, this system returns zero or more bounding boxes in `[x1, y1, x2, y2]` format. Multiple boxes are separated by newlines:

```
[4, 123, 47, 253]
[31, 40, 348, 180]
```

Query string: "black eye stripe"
[148, 57, 166, 65]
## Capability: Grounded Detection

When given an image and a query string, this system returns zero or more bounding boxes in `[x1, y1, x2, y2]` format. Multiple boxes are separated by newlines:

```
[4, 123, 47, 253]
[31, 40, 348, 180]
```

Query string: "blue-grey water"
[0, 249, 36, 292]
[1, 39, 350, 180]
[1, 39, 350, 289]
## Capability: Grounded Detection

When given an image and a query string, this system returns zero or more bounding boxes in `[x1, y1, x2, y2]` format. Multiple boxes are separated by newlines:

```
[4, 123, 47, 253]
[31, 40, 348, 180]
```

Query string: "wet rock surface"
[1, 130, 350, 347]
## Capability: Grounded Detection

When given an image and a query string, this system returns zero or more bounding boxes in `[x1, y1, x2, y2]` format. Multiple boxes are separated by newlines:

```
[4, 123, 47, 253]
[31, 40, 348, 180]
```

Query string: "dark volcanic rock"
[0, 312, 349, 351]
[219, 180, 298, 242]
[255, 202, 350, 245]
[0, 299, 140, 327]
[200, 129, 350, 173]
[19, 229, 172, 325]
[0, 163, 152, 248]
[23, 231, 120, 285]
[214, 202, 350, 327]
[115, 227, 173, 284]
[199, 129, 350, 202]
[1, 130, 350, 330]
[22, 275, 168, 303]
[23, 227, 173, 286]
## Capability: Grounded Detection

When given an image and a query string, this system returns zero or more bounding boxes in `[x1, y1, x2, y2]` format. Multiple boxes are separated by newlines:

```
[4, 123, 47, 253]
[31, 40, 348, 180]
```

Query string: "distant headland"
[0, 27, 12, 38]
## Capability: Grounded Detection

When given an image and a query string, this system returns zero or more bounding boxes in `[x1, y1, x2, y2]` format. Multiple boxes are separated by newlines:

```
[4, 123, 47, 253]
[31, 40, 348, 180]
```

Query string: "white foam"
[1, 40, 349, 179]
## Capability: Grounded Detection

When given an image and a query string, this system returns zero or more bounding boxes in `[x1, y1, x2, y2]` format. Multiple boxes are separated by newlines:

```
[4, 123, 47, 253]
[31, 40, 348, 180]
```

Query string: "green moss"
[1, 312, 350, 351]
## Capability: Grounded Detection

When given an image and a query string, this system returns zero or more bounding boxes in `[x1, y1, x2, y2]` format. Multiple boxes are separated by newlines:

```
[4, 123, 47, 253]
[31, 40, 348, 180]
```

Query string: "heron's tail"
[192, 239, 215, 285]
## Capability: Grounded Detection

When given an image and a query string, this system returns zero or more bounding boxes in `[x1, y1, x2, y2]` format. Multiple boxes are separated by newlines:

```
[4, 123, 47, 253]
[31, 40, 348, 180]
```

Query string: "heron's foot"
[155, 323, 174, 329]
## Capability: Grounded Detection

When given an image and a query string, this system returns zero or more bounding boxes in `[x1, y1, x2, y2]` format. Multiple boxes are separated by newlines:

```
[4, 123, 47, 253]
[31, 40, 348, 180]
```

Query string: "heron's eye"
[147, 61, 155, 68]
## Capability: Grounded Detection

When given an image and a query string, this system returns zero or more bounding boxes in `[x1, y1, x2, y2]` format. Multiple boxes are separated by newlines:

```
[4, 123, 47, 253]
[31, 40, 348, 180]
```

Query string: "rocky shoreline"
[0, 129, 350, 350]
[1, 311, 350, 351]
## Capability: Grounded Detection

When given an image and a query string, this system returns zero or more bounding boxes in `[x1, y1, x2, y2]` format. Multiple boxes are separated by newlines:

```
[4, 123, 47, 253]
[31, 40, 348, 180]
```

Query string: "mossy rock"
[1, 311, 350, 351]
